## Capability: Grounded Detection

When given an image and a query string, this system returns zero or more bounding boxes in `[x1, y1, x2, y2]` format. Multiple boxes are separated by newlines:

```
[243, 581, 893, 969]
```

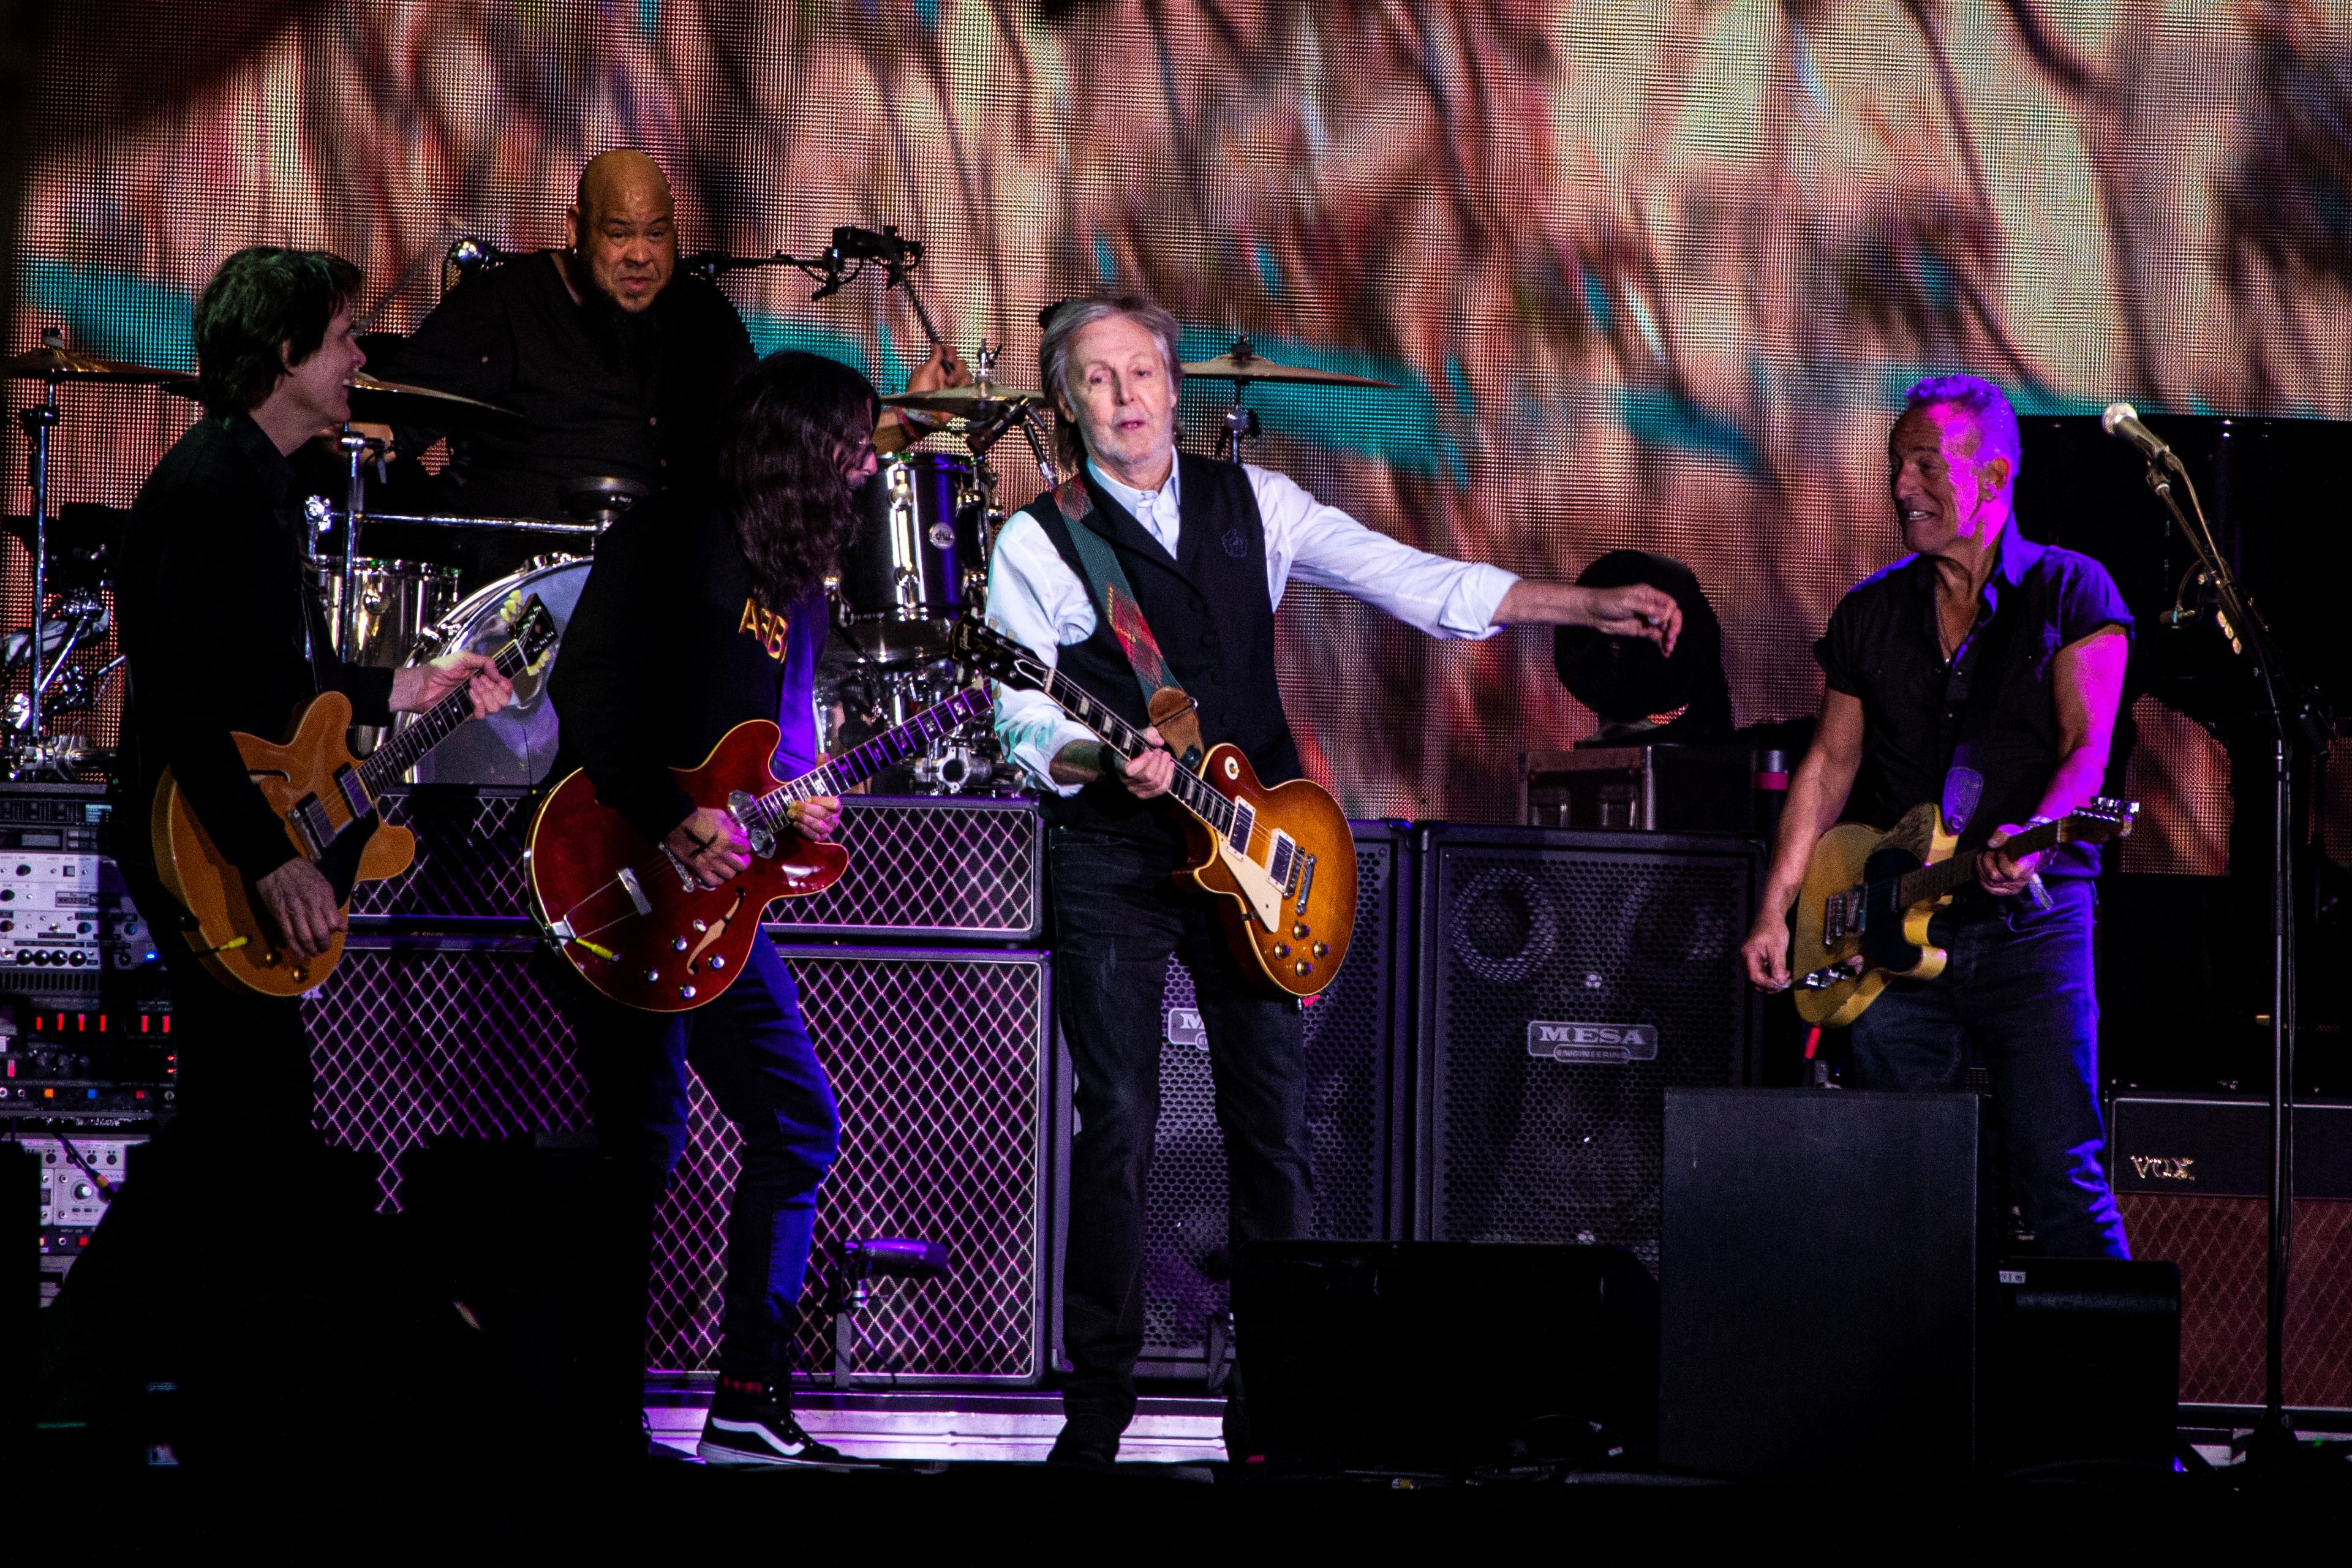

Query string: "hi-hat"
[4, 341, 179, 384]
[881, 385, 1039, 417]
[1182, 337, 1393, 388]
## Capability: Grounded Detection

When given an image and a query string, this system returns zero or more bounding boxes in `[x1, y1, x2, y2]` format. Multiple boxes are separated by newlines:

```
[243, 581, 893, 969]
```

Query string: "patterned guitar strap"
[1050, 477, 1208, 771]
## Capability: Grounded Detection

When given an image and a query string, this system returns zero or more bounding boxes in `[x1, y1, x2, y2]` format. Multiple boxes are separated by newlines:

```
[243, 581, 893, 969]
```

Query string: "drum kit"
[5, 266, 1393, 793]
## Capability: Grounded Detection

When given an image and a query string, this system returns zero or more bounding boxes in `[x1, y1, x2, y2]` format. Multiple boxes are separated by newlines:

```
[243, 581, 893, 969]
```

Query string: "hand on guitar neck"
[387, 651, 515, 719]
[662, 797, 841, 889]
[1052, 725, 1177, 798]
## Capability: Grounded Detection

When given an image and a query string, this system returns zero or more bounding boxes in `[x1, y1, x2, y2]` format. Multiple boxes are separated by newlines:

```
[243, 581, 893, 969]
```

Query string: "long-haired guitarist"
[540, 349, 891, 1467]
[984, 295, 1683, 1468]
[111, 246, 513, 1149]
[1739, 374, 2133, 1259]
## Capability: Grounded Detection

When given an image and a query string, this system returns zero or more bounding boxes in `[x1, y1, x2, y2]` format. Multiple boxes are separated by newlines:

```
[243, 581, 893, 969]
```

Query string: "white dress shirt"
[987, 456, 1519, 794]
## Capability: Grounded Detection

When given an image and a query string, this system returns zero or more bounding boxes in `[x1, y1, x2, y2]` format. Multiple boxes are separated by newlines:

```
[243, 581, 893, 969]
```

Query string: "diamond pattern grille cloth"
[306, 942, 1049, 1381]
[2117, 1194, 2352, 1408]
[1425, 845, 1755, 1266]
[1142, 836, 1396, 1357]
[356, 790, 1040, 938]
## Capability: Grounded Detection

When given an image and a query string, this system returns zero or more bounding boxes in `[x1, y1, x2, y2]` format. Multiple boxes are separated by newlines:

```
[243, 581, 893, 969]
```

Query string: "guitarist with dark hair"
[115, 245, 513, 1148]
[540, 346, 956, 1467]
[1740, 374, 2133, 1260]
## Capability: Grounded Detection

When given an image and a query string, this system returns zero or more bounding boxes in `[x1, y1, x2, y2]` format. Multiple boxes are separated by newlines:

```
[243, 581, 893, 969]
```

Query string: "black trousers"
[119, 859, 316, 1147]
[1050, 825, 1313, 1428]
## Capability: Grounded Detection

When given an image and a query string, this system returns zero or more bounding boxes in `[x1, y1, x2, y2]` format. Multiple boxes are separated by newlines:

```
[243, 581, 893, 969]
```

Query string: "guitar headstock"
[2058, 796, 2139, 843]
[508, 595, 560, 673]
[952, 618, 1052, 695]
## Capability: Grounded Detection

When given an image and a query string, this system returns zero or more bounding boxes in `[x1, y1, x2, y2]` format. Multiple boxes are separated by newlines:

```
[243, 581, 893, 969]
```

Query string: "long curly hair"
[717, 350, 880, 612]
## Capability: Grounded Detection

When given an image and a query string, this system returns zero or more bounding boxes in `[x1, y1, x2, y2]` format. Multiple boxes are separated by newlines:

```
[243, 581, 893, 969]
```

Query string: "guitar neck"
[356, 632, 533, 795]
[1041, 670, 1238, 838]
[1896, 817, 2070, 907]
[737, 687, 993, 832]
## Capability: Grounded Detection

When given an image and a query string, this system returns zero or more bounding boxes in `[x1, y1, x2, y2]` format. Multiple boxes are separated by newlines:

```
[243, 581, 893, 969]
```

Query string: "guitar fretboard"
[356, 626, 540, 794]
[1039, 670, 1240, 842]
[741, 687, 993, 834]
[1894, 818, 2071, 908]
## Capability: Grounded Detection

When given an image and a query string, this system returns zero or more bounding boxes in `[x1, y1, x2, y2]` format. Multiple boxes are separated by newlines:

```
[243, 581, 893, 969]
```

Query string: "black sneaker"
[1046, 1414, 1124, 1471]
[696, 1385, 865, 1469]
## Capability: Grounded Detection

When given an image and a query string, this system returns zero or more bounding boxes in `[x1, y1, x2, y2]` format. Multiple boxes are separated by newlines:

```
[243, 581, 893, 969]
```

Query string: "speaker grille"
[353, 789, 1041, 940]
[304, 937, 1050, 1384]
[1140, 830, 1401, 1360]
[1421, 832, 1757, 1264]
[2117, 1194, 2352, 1409]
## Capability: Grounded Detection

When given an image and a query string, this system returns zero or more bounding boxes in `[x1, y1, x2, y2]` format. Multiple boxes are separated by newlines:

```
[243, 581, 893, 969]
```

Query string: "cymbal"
[162, 371, 518, 421]
[880, 385, 1040, 416]
[1181, 339, 1394, 388]
[4, 342, 180, 384]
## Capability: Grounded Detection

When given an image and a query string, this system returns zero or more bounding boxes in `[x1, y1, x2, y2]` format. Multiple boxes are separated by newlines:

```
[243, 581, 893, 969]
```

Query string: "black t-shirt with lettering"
[1814, 529, 2131, 879]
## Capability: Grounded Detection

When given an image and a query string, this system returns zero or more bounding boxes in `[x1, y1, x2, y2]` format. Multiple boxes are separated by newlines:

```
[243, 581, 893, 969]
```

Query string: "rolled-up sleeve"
[1254, 467, 1517, 638]
[984, 512, 1101, 796]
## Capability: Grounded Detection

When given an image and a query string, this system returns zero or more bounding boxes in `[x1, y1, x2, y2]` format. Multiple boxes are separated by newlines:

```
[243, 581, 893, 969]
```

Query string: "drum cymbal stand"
[333, 427, 390, 656]
[10, 352, 70, 779]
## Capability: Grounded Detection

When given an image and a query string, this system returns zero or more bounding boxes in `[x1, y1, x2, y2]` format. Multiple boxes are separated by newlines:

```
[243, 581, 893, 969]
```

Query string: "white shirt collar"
[1085, 454, 1183, 554]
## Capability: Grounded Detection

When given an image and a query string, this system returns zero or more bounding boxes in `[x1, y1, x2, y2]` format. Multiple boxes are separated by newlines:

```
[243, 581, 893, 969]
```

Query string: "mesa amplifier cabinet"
[355, 786, 1042, 941]
[1127, 821, 1414, 1381]
[304, 932, 1054, 1385]
[2109, 1095, 2352, 1412]
[1414, 825, 1759, 1261]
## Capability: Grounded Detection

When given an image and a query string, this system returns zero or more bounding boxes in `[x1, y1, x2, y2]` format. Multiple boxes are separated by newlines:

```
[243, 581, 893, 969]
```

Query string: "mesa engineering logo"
[1526, 1022, 1659, 1066]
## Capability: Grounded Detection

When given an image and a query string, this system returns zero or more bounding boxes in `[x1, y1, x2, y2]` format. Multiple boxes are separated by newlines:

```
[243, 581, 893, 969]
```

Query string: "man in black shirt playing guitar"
[1740, 374, 2133, 1259]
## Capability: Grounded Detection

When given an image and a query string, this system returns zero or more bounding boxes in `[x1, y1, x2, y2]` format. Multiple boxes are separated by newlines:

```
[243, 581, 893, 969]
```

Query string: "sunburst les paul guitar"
[953, 619, 1355, 1000]
[153, 596, 560, 997]
[527, 688, 992, 1012]
[1790, 796, 2138, 1027]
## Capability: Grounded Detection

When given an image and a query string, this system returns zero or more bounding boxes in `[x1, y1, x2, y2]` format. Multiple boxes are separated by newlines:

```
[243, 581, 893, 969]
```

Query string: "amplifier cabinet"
[355, 786, 1042, 943]
[304, 932, 1054, 1385]
[1129, 823, 1414, 1378]
[2109, 1095, 2352, 1412]
[1414, 825, 1760, 1262]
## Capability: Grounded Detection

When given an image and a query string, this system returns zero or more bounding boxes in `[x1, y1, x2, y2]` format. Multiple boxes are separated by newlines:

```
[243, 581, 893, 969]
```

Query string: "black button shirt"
[115, 411, 395, 878]
[374, 253, 756, 573]
[1814, 528, 2131, 878]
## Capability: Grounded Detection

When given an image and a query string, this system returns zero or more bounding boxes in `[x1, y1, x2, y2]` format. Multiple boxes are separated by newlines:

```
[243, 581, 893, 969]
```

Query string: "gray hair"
[1038, 295, 1185, 469]
[1902, 372, 2021, 473]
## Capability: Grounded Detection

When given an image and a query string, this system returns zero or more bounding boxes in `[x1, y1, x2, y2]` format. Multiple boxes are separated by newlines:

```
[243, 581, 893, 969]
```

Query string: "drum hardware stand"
[11, 334, 74, 779]
[2137, 438, 2332, 1468]
[333, 427, 390, 657]
[1213, 337, 1263, 464]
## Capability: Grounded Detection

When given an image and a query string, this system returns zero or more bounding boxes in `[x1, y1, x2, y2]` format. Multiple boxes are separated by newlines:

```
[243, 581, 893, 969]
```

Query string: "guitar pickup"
[285, 794, 334, 861]
[1821, 890, 1862, 942]
[333, 763, 372, 823]
[1267, 832, 1297, 892]
[1798, 957, 1865, 990]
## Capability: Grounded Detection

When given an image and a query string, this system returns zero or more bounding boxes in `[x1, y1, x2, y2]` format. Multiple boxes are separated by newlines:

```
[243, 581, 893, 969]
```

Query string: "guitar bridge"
[1821, 889, 1863, 943]
[1294, 853, 1316, 915]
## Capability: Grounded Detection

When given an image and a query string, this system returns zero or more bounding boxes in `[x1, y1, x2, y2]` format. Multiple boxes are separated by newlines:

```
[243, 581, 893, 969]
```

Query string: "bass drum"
[398, 556, 592, 786]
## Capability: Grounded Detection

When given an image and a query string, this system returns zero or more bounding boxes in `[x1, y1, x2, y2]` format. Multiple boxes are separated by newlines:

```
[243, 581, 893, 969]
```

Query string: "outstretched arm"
[1492, 580, 1681, 652]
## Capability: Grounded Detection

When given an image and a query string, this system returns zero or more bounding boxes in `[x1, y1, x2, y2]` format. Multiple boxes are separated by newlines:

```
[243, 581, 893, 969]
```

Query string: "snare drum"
[396, 555, 592, 785]
[311, 559, 462, 668]
[835, 452, 981, 665]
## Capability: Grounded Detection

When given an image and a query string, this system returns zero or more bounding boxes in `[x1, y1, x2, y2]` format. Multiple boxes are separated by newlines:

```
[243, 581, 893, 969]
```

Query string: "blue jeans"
[556, 935, 840, 1383]
[1847, 879, 2129, 1259]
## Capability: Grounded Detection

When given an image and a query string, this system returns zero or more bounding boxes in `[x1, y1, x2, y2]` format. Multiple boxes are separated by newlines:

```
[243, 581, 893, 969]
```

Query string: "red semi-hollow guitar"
[527, 688, 990, 1011]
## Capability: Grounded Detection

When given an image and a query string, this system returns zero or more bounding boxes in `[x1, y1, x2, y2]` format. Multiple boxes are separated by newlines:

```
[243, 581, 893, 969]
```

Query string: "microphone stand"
[2137, 448, 2331, 1463]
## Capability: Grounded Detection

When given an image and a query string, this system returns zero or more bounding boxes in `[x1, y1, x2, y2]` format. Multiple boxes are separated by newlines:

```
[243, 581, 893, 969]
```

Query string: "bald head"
[565, 149, 677, 312]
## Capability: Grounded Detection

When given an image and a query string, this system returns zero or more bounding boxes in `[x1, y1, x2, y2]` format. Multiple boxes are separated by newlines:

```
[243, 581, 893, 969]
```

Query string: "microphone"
[445, 235, 506, 274]
[2101, 401, 2173, 465]
[829, 224, 921, 264]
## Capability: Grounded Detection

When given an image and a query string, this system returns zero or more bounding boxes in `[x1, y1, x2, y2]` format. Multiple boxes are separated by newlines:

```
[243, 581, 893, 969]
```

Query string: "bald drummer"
[376, 148, 959, 574]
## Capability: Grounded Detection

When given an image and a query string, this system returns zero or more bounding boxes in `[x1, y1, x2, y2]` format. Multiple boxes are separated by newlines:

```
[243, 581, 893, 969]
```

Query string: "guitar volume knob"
[1311, 942, 1328, 957]
[708, 954, 725, 970]
[644, 969, 660, 983]
[673, 937, 689, 951]
[1292, 922, 1308, 940]
[1273, 943, 1290, 959]
[680, 986, 696, 1000]
[1294, 960, 1312, 978]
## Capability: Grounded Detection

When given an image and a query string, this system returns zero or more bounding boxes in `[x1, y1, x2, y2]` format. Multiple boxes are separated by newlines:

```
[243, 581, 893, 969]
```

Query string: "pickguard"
[1858, 844, 1924, 973]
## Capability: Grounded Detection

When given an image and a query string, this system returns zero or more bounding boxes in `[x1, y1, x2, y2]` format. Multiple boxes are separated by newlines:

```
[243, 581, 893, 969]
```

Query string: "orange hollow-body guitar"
[952, 620, 1356, 998]
[527, 688, 992, 1012]
[153, 596, 558, 997]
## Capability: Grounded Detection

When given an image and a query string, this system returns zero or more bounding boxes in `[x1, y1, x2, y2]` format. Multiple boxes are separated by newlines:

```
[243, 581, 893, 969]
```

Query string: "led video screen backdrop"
[12, 0, 2352, 829]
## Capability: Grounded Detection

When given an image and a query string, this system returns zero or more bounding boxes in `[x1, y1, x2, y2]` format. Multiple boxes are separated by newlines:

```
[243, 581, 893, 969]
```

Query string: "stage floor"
[644, 1389, 1228, 1464]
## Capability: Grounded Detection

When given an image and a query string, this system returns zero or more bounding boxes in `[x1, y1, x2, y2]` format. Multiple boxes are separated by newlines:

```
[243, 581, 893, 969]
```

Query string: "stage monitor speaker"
[1988, 1256, 2180, 1472]
[355, 787, 1044, 942]
[2109, 1095, 2352, 1413]
[1414, 825, 1759, 1262]
[1232, 1239, 1659, 1476]
[1660, 1087, 1992, 1480]
[306, 932, 1054, 1385]
[1127, 821, 1412, 1381]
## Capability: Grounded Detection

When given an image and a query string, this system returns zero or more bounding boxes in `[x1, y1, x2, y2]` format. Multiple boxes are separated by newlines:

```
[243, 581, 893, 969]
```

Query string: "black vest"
[1030, 454, 1303, 842]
